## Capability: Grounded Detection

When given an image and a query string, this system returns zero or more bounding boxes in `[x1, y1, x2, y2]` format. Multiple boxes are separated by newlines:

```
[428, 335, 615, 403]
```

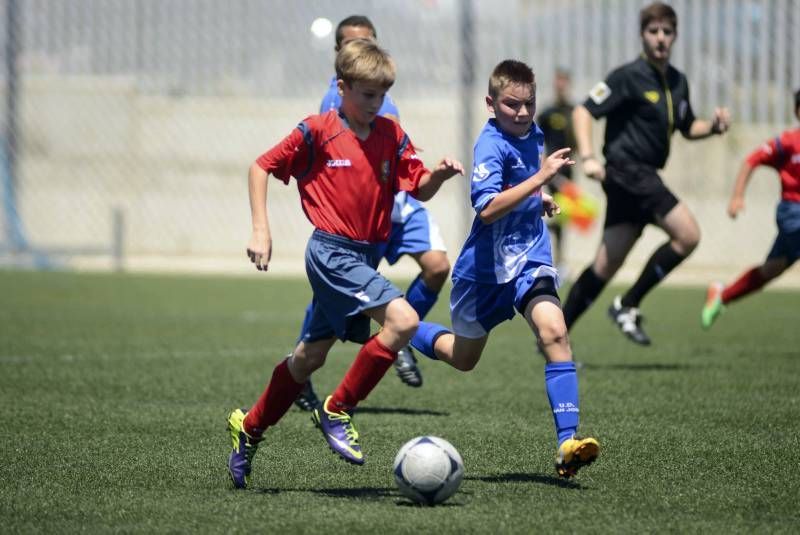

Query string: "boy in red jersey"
[702, 89, 800, 328]
[225, 38, 463, 489]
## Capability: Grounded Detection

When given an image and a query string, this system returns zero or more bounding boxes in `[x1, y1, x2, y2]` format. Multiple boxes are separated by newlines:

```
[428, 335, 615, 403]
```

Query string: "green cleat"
[701, 282, 725, 329]
[227, 408, 262, 489]
[556, 436, 600, 478]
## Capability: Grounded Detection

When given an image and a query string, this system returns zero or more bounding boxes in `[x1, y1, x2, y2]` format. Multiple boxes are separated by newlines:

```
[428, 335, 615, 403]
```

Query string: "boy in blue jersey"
[293, 15, 450, 410]
[410, 60, 600, 478]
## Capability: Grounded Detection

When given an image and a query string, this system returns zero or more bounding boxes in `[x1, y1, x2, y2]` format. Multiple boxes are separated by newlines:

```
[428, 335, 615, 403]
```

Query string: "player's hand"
[541, 148, 575, 182]
[247, 229, 272, 272]
[541, 192, 561, 218]
[432, 157, 465, 181]
[711, 107, 731, 135]
[582, 157, 606, 181]
[727, 196, 745, 219]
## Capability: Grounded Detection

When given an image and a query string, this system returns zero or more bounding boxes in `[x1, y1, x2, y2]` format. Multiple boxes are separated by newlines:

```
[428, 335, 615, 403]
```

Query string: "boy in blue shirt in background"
[411, 60, 600, 478]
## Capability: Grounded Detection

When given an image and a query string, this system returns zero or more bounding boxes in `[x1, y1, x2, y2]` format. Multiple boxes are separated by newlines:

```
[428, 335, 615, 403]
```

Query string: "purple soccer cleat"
[312, 395, 364, 465]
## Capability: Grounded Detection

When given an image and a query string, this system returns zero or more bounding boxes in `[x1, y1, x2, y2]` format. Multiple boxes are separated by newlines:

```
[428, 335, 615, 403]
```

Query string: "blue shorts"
[450, 265, 560, 339]
[768, 200, 800, 263]
[378, 195, 446, 265]
[303, 229, 403, 343]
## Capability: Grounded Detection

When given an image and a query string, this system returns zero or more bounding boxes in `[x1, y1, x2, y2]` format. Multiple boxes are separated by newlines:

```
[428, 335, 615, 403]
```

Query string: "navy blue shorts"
[767, 200, 800, 263]
[302, 229, 403, 344]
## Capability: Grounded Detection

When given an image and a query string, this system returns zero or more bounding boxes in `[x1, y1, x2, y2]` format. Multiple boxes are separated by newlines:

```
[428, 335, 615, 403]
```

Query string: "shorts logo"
[511, 157, 525, 169]
[644, 90, 660, 104]
[589, 82, 611, 105]
[354, 291, 371, 303]
[472, 162, 491, 182]
[327, 159, 352, 167]
[380, 160, 390, 183]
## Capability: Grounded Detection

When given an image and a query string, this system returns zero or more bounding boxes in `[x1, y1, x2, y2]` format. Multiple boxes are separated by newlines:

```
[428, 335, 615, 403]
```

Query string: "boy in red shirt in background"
[226, 38, 463, 488]
[703, 89, 800, 328]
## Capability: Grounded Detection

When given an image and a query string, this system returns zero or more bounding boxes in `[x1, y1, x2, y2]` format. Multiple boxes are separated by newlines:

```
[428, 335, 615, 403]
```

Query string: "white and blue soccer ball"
[393, 436, 464, 506]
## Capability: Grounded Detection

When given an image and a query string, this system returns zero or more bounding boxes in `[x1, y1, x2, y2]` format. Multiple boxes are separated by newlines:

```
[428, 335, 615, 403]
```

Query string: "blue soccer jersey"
[453, 119, 553, 284]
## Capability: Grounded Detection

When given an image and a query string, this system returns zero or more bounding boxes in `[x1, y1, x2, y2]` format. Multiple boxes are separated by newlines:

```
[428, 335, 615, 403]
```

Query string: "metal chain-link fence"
[1, 0, 798, 277]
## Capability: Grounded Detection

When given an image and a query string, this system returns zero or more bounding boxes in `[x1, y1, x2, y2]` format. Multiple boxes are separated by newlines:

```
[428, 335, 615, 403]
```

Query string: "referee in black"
[562, 1, 730, 345]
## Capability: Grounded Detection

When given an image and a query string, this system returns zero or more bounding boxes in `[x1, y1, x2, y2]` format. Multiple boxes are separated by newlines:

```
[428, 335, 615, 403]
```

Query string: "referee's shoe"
[608, 296, 651, 346]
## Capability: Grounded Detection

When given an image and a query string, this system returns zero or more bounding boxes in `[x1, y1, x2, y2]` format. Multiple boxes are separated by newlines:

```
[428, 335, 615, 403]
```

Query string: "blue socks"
[544, 362, 580, 446]
[405, 275, 439, 320]
[410, 321, 449, 360]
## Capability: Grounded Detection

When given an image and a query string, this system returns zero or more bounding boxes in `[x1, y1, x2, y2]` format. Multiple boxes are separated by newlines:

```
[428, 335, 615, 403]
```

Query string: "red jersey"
[256, 111, 428, 242]
[746, 128, 800, 202]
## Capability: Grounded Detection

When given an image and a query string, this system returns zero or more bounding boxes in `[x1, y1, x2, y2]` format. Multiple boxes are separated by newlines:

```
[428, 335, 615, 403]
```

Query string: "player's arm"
[572, 105, 604, 181]
[479, 148, 573, 225]
[415, 157, 465, 201]
[247, 162, 272, 271]
[727, 159, 755, 219]
[685, 107, 730, 139]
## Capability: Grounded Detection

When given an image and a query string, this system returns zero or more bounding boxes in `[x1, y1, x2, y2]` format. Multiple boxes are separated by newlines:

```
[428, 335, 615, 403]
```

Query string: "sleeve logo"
[472, 162, 491, 182]
[589, 82, 611, 105]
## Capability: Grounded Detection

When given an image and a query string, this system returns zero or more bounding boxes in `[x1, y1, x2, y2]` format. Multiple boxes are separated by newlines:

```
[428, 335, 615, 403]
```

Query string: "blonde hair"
[488, 59, 535, 99]
[335, 38, 395, 89]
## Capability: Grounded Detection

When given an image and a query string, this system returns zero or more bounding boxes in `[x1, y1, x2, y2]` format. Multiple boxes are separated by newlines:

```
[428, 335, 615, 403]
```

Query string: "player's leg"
[703, 254, 792, 329]
[562, 222, 641, 329]
[227, 336, 336, 488]
[385, 201, 449, 387]
[622, 201, 699, 308]
[313, 297, 418, 465]
[522, 285, 599, 478]
[293, 302, 320, 411]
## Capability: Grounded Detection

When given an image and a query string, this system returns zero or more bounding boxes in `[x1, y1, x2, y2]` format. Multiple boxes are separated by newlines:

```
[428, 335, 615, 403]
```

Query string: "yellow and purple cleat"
[226, 408, 263, 489]
[312, 396, 364, 465]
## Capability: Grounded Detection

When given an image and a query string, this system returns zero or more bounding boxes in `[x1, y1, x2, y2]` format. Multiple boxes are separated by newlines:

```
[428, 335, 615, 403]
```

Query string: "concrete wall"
[9, 77, 798, 286]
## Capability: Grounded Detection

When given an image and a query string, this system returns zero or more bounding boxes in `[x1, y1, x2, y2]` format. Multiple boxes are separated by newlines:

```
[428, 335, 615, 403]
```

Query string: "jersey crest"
[644, 90, 660, 104]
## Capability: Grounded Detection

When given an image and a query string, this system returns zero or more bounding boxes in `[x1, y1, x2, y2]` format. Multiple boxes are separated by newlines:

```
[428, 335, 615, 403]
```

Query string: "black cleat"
[294, 379, 320, 412]
[395, 346, 422, 387]
[608, 296, 651, 346]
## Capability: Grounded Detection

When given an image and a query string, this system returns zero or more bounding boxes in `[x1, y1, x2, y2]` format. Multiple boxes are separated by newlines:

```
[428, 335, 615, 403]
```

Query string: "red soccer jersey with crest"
[746, 128, 800, 202]
[256, 111, 427, 242]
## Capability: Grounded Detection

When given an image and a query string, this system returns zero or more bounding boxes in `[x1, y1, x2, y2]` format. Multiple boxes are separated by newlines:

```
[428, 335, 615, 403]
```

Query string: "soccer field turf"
[1, 270, 798, 533]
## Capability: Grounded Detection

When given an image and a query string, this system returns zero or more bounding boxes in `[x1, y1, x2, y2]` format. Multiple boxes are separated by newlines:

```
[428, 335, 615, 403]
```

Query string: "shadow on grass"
[354, 407, 449, 417]
[467, 472, 581, 489]
[580, 362, 692, 371]
[254, 485, 466, 506]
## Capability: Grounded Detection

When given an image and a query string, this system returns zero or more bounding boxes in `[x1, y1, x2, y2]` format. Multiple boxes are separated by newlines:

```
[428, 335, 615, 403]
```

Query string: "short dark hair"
[488, 60, 535, 99]
[335, 15, 376, 48]
[640, 2, 677, 33]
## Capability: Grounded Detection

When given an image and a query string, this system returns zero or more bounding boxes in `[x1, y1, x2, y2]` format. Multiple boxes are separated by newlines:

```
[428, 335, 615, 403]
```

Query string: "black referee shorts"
[602, 160, 679, 228]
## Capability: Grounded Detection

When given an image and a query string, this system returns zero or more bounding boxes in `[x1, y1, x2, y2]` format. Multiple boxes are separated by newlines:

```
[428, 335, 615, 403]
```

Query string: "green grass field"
[1, 269, 798, 533]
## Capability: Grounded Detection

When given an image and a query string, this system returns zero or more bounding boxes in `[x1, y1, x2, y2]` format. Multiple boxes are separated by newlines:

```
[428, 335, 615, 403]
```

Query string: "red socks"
[243, 358, 304, 437]
[722, 267, 767, 304]
[329, 335, 397, 412]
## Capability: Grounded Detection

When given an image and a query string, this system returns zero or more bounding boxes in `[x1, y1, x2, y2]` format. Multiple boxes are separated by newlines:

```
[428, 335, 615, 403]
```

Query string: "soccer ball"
[393, 436, 464, 506]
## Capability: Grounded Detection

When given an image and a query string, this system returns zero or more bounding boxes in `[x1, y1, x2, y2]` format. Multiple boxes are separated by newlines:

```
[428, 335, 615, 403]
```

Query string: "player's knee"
[451, 356, 478, 372]
[291, 345, 327, 373]
[537, 319, 569, 349]
[421, 253, 451, 290]
[385, 300, 420, 341]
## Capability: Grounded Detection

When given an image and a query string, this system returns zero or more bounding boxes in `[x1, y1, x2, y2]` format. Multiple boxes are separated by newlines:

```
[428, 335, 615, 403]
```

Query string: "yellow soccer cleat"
[556, 436, 600, 478]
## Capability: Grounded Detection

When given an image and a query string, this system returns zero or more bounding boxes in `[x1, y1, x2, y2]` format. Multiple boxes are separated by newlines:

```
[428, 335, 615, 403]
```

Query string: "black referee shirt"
[583, 55, 696, 170]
